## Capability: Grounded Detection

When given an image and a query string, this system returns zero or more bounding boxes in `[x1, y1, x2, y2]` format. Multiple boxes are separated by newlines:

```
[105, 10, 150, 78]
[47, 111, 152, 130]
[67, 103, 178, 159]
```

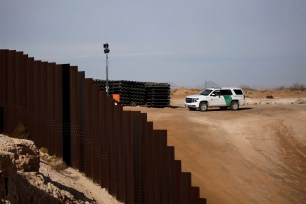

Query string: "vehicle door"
[220, 89, 233, 106]
[209, 90, 222, 106]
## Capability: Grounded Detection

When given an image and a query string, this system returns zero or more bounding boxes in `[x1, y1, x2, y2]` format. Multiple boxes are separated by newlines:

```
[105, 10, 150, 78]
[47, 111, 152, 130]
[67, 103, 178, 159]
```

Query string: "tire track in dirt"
[270, 121, 306, 203]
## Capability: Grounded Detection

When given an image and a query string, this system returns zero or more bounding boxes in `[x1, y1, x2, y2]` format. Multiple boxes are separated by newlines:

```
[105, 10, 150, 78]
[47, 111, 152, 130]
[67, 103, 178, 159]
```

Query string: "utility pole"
[103, 43, 110, 95]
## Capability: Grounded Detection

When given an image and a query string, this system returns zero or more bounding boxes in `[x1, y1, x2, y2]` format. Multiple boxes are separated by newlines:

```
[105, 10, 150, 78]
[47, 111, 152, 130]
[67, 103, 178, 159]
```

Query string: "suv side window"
[220, 89, 232, 95]
[233, 89, 243, 95]
[211, 90, 220, 96]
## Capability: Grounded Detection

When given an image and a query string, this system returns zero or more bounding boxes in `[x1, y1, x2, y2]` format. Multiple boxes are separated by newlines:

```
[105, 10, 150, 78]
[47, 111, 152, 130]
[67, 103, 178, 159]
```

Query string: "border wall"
[0, 49, 206, 204]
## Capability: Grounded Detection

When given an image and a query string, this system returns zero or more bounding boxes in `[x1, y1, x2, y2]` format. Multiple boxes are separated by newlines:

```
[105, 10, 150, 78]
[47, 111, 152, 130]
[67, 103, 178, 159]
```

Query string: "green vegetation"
[11, 122, 29, 139]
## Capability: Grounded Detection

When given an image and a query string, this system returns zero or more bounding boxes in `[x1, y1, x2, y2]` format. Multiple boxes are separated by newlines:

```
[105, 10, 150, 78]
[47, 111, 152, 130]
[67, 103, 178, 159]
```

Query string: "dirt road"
[125, 102, 306, 204]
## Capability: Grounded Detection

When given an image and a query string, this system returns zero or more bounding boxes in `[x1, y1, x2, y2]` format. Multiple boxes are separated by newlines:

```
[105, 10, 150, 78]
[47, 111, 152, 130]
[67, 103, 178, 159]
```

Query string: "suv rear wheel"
[199, 102, 208, 111]
[230, 101, 239, 111]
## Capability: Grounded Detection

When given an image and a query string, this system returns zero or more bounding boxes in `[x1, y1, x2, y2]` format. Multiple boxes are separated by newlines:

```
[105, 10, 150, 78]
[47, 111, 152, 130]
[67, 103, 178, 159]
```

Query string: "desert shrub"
[50, 159, 68, 171]
[289, 83, 305, 91]
[11, 122, 29, 139]
[48, 155, 67, 171]
[40, 152, 67, 172]
[296, 99, 306, 104]
[40, 147, 49, 154]
[275, 85, 287, 90]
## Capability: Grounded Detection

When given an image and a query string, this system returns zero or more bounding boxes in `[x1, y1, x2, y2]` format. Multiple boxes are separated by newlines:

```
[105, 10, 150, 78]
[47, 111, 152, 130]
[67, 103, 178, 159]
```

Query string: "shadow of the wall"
[15, 173, 95, 204]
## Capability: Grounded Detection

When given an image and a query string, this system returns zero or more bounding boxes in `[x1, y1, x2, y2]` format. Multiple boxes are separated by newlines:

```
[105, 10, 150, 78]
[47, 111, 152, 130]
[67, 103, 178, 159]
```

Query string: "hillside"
[0, 135, 121, 204]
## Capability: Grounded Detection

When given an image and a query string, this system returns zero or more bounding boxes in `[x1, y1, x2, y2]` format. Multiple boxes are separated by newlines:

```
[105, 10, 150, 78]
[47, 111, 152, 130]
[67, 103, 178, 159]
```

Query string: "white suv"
[185, 88, 245, 111]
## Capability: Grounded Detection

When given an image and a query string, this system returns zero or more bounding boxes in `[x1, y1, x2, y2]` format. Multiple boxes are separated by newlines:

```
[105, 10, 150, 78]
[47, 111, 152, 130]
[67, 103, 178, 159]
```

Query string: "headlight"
[193, 98, 199, 102]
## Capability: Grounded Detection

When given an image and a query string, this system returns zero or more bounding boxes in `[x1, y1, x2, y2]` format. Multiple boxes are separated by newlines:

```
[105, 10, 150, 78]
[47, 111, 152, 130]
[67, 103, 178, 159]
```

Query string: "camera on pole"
[104, 43, 110, 53]
[103, 43, 110, 95]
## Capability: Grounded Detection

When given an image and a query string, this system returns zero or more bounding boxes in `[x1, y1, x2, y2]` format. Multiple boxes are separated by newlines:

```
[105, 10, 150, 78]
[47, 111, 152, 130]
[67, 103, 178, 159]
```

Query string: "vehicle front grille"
[185, 98, 193, 103]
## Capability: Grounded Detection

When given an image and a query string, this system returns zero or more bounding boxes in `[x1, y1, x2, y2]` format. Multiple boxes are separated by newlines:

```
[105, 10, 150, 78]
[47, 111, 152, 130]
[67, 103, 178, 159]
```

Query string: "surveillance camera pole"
[105, 52, 109, 95]
[103, 43, 110, 96]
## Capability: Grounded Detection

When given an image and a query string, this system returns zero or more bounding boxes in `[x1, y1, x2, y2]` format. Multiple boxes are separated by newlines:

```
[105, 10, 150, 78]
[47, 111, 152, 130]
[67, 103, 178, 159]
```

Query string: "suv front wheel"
[199, 102, 208, 112]
[230, 101, 239, 111]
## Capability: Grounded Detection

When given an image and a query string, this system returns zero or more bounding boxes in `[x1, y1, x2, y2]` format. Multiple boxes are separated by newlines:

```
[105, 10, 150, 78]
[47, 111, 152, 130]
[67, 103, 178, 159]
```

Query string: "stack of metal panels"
[125, 81, 146, 106]
[94, 80, 146, 106]
[145, 82, 171, 107]
[94, 80, 170, 107]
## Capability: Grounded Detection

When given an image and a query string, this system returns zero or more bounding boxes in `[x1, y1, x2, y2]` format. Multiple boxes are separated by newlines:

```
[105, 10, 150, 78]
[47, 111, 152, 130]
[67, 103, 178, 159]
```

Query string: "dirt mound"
[0, 135, 121, 204]
[0, 136, 39, 172]
[0, 150, 18, 203]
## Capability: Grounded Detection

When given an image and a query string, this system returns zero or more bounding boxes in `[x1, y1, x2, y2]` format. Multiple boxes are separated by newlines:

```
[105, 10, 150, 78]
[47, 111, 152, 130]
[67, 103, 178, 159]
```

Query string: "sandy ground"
[3, 88, 305, 203]
[124, 89, 306, 204]
[38, 157, 122, 204]
[0, 132, 122, 204]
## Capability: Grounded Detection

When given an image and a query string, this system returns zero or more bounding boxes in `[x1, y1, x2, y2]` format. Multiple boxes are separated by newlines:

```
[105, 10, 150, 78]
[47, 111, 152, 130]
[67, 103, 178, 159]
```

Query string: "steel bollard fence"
[0, 50, 206, 204]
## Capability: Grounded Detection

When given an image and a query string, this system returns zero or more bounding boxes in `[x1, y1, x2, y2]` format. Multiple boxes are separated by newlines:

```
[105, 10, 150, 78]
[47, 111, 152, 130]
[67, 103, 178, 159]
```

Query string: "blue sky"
[1, 0, 306, 88]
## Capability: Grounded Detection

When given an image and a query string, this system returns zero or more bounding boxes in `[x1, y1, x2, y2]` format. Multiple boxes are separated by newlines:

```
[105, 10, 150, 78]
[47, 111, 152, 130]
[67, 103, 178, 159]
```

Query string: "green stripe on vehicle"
[223, 95, 232, 106]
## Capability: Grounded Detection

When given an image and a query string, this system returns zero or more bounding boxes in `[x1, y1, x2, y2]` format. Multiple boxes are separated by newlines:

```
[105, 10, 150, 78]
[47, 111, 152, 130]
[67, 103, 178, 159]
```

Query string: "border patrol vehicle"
[185, 87, 245, 111]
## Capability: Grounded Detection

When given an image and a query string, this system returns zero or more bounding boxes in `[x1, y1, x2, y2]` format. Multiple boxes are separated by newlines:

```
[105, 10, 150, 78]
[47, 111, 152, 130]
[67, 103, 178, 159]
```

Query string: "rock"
[0, 150, 19, 204]
[0, 135, 96, 203]
[0, 136, 40, 172]
[15, 172, 61, 204]
[266, 95, 274, 99]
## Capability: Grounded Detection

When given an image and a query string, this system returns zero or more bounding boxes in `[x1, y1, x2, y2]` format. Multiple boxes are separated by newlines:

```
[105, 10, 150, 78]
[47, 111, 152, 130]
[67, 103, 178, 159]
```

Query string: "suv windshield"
[199, 89, 213, 96]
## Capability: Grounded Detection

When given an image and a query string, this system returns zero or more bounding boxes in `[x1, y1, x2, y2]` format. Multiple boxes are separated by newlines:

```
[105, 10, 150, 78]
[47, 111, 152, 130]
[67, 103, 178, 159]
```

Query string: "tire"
[199, 102, 208, 112]
[230, 101, 239, 111]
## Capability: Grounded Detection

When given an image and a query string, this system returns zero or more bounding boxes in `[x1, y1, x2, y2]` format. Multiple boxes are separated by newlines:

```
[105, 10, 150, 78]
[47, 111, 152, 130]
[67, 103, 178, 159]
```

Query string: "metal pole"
[104, 43, 110, 96]
[105, 53, 109, 95]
